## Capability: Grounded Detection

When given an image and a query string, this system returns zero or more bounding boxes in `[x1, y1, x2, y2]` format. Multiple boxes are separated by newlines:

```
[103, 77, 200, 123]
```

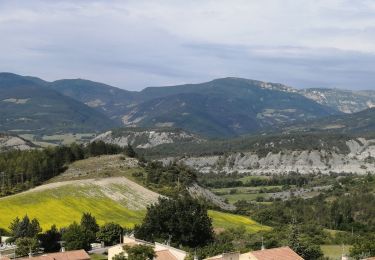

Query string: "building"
[107, 236, 187, 260]
[12, 250, 90, 260]
[204, 247, 303, 260]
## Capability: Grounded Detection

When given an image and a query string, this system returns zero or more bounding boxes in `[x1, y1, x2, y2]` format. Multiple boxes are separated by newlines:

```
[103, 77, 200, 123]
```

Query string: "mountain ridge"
[2, 72, 374, 137]
[0, 73, 119, 135]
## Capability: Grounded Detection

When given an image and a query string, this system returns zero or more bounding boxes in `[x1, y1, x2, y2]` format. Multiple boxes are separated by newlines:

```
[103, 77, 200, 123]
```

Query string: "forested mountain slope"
[285, 107, 375, 134]
[0, 73, 118, 135]
[46, 75, 340, 137]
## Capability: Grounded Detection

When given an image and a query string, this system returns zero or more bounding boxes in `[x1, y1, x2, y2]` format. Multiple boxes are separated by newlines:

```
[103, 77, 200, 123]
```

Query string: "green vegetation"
[0, 73, 118, 135]
[0, 184, 145, 230]
[113, 244, 156, 260]
[142, 132, 352, 159]
[90, 254, 107, 260]
[287, 107, 375, 135]
[0, 176, 266, 235]
[62, 222, 91, 251]
[208, 210, 270, 233]
[321, 245, 350, 260]
[0, 141, 124, 196]
[134, 197, 214, 247]
[96, 223, 123, 246]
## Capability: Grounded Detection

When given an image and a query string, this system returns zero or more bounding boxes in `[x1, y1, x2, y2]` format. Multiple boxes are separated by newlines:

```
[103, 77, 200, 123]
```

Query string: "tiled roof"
[249, 247, 303, 260]
[155, 249, 178, 260]
[17, 250, 90, 260]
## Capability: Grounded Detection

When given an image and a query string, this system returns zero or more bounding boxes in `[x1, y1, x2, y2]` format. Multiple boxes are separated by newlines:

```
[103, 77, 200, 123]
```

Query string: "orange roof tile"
[155, 249, 178, 260]
[17, 250, 90, 260]
[249, 247, 303, 260]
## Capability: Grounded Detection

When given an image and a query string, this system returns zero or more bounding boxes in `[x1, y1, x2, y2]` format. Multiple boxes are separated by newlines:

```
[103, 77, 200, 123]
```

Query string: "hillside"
[286, 107, 375, 134]
[0, 177, 158, 229]
[0, 133, 37, 152]
[0, 73, 119, 135]
[49, 79, 138, 122]
[0, 155, 269, 233]
[46, 75, 339, 137]
[121, 78, 338, 136]
[299, 88, 375, 113]
[91, 127, 204, 149]
[152, 134, 375, 175]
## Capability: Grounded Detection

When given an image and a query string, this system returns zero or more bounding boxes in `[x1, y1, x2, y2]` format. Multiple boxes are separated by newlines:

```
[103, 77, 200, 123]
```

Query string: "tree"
[38, 225, 61, 253]
[288, 224, 323, 260]
[134, 197, 214, 247]
[9, 215, 41, 239]
[113, 244, 155, 260]
[350, 234, 375, 259]
[62, 222, 91, 251]
[124, 244, 155, 260]
[125, 144, 136, 158]
[96, 223, 123, 246]
[80, 212, 99, 243]
[15, 237, 39, 257]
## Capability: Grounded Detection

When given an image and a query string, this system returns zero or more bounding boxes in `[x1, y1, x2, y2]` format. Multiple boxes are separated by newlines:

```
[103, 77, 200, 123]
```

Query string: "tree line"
[0, 141, 125, 196]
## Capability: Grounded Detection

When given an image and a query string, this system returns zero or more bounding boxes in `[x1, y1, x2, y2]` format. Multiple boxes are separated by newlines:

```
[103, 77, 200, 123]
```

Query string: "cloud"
[0, 0, 374, 90]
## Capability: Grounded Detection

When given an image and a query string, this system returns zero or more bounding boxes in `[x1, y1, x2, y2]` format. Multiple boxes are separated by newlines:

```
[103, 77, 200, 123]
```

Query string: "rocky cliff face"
[162, 138, 375, 175]
[91, 128, 203, 149]
[0, 134, 37, 152]
[298, 88, 375, 114]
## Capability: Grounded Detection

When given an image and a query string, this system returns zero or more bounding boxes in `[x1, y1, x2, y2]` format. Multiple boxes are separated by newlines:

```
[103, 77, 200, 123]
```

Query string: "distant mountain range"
[1, 72, 375, 137]
[0, 73, 119, 135]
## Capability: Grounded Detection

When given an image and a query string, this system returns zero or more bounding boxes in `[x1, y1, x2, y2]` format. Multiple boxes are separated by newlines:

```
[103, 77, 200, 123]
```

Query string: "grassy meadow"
[321, 245, 351, 260]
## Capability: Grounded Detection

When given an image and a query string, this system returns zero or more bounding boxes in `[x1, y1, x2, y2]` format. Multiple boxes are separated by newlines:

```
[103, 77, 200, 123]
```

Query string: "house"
[204, 247, 303, 260]
[107, 236, 187, 260]
[14, 250, 90, 260]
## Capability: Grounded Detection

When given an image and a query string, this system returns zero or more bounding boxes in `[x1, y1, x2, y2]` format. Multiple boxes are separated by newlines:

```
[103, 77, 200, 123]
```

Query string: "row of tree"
[0, 141, 125, 196]
[6, 213, 125, 257]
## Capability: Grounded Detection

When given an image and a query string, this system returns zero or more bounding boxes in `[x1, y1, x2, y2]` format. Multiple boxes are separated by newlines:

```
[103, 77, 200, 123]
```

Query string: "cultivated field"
[0, 155, 270, 233]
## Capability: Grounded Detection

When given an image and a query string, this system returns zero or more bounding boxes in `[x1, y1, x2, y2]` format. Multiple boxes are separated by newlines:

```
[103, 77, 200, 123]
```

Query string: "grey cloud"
[0, 0, 374, 90]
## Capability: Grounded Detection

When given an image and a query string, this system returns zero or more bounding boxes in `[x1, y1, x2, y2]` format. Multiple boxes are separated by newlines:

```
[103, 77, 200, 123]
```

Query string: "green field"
[208, 210, 271, 233]
[0, 183, 146, 230]
[321, 245, 351, 260]
[0, 177, 269, 234]
[238, 175, 270, 183]
[212, 185, 283, 204]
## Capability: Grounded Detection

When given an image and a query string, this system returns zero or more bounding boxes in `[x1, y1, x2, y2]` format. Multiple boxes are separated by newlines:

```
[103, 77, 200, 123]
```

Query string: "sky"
[0, 0, 375, 90]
